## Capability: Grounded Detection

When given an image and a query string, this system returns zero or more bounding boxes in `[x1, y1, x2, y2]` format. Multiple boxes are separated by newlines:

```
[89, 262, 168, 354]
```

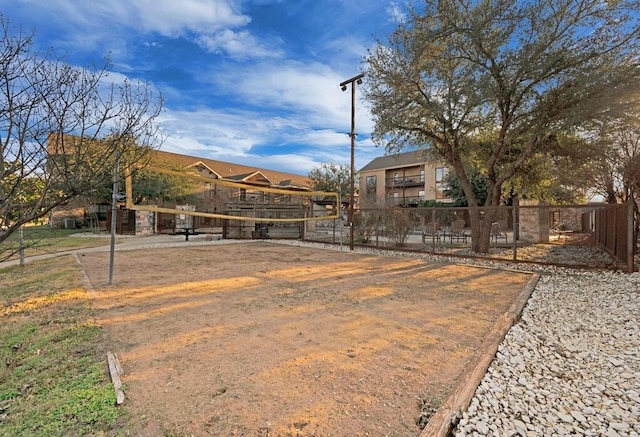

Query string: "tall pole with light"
[340, 72, 364, 251]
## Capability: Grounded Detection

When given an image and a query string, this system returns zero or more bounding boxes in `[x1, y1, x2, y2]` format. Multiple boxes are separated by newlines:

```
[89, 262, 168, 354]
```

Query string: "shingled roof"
[150, 150, 311, 190]
[359, 150, 431, 172]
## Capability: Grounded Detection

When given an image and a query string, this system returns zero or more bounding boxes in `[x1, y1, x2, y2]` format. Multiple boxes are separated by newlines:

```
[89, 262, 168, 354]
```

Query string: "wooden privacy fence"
[106, 207, 136, 235]
[582, 202, 636, 272]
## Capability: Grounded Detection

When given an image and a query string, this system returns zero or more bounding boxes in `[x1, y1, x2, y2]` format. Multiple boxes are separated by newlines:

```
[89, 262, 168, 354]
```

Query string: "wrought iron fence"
[304, 203, 636, 272]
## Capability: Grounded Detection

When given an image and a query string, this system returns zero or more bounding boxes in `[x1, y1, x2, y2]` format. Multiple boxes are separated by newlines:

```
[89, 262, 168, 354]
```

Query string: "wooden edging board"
[420, 271, 540, 437]
[107, 351, 125, 405]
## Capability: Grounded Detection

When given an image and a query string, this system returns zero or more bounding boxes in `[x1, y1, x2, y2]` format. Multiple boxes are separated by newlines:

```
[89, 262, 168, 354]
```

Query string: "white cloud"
[18, 0, 267, 59]
[142, 41, 162, 48]
[157, 109, 264, 156]
[210, 60, 373, 133]
[132, 0, 250, 35]
[152, 54, 377, 174]
[157, 106, 380, 175]
[49, 0, 250, 36]
[195, 30, 284, 59]
[386, 2, 408, 24]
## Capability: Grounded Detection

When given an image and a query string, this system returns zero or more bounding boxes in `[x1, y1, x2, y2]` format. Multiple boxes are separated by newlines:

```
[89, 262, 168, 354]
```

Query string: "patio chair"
[550, 223, 571, 240]
[449, 219, 468, 243]
[421, 220, 441, 243]
[490, 221, 508, 243]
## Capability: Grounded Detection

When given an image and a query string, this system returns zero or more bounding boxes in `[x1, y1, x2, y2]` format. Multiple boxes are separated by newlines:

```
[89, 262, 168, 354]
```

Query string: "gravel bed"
[453, 270, 640, 437]
[275, 240, 640, 436]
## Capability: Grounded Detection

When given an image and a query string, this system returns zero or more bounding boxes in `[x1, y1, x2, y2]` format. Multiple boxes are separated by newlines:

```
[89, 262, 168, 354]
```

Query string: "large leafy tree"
[0, 18, 163, 249]
[365, 0, 640, 252]
[308, 161, 353, 201]
[503, 133, 596, 204]
[445, 137, 594, 207]
[444, 168, 489, 207]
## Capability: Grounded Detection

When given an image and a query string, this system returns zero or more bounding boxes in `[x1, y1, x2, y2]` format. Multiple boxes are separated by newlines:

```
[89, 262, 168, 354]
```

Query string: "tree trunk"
[469, 207, 500, 253]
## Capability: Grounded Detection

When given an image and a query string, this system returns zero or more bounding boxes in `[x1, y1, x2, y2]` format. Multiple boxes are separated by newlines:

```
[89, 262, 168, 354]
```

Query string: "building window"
[435, 167, 448, 199]
[418, 190, 425, 200]
[366, 175, 377, 199]
[393, 172, 399, 183]
[420, 169, 425, 183]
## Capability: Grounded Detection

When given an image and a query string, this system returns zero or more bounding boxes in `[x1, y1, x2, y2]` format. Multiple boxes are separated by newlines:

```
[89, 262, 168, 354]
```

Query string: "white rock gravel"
[276, 240, 640, 436]
[451, 269, 640, 437]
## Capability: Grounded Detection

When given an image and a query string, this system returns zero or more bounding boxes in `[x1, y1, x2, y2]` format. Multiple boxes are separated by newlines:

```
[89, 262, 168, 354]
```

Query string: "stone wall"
[135, 210, 155, 235]
[518, 202, 604, 243]
[549, 205, 600, 232]
[518, 201, 549, 243]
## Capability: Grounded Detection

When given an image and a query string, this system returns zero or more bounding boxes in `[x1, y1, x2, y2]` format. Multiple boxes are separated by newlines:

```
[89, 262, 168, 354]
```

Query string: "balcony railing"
[385, 177, 424, 188]
[386, 196, 424, 207]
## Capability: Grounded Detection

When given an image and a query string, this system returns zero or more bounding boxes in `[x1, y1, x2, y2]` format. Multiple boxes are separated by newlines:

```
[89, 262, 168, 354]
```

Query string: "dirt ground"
[79, 242, 532, 436]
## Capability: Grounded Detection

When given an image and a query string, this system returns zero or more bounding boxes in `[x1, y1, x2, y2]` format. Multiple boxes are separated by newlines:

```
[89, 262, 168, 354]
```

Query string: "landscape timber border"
[420, 271, 540, 436]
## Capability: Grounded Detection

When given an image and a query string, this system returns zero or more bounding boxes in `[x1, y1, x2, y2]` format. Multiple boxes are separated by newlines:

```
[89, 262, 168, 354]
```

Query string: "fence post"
[627, 200, 635, 273]
[375, 212, 379, 249]
[431, 207, 436, 254]
[512, 204, 517, 262]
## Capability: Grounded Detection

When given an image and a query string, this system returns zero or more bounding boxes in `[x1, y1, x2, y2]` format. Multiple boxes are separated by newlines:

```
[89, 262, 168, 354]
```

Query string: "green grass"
[2, 225, 85, 242]
[0, 256, 122, 436]
[1, 225, 113, 262]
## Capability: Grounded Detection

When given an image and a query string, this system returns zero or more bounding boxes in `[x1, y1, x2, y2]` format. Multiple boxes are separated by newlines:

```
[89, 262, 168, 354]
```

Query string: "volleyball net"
[124, 166, 340, 227]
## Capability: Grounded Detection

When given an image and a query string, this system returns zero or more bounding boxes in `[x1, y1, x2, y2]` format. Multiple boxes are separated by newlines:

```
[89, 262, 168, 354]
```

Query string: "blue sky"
[1, 0, 406, 176]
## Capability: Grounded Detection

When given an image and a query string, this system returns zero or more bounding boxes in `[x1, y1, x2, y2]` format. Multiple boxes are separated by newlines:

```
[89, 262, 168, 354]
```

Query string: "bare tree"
[365, 0, 640, 252]
[382, 208, 417, 247]
[586, 102, 640, 249]
[588, 104, 640, 204]
[0, 18, 163, 252]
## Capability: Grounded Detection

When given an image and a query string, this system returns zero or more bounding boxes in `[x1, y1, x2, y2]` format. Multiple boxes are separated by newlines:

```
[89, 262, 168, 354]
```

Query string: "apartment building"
[358, 150, 451, 207]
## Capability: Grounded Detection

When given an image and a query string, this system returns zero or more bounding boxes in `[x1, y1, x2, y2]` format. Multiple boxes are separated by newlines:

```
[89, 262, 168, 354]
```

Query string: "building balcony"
[386, 196, 424, 207]
[385, 177, 424, 188]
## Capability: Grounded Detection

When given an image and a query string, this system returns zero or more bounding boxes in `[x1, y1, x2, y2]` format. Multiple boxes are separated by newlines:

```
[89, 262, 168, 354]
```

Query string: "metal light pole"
[108, 150, 120, 285]
[340, 72, 364, 251]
